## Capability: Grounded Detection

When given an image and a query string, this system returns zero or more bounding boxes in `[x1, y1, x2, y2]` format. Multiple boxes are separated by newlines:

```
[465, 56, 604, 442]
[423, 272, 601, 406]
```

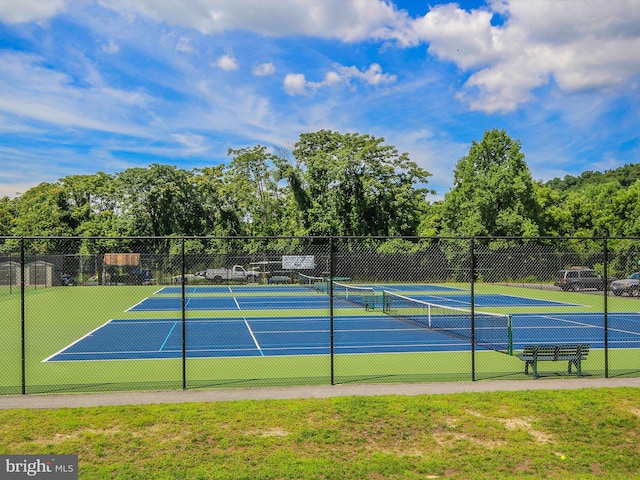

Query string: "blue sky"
[0, 0, 638, 200]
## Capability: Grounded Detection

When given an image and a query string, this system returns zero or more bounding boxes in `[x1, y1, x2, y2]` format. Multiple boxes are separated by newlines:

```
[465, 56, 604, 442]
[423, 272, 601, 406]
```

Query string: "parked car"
[610, 273, 640, 297]
[200, 265, 260, 284]
[554, 267, 614, 292]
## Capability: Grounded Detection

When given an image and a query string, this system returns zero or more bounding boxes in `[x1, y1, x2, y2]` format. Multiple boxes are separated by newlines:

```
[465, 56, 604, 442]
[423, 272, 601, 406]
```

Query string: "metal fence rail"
[1, 235, 639, 395]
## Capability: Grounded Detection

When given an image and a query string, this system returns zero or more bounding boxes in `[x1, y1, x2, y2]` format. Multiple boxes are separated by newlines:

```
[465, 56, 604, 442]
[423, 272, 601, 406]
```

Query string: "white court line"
[42, 319, 114, 362]
[531, 314, 640, 337]
[244, 319, 264, 356]
[125, 297, 149, 312]
[231, 292, 263, 356]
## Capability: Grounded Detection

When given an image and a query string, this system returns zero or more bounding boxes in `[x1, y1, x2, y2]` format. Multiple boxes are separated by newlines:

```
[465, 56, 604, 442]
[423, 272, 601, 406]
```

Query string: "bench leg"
[567, 360, 583, 376]
[532, 360, 539, 379]
[524, 361, 529, 375]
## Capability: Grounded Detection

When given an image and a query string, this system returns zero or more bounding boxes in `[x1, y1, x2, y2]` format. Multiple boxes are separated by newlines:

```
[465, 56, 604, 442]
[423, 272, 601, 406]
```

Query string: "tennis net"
[334, 282, 376, 310]
[298, 273, 328, 293]
[382, 290, 513, 354]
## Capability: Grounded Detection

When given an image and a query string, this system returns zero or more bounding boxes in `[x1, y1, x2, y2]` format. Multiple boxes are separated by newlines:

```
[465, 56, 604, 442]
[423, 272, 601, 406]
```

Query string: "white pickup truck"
[201, 265, 260, 284]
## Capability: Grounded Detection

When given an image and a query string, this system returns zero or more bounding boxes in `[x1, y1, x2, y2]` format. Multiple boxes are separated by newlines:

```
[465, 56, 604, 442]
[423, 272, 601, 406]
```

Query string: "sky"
[0, 0, 639, 200]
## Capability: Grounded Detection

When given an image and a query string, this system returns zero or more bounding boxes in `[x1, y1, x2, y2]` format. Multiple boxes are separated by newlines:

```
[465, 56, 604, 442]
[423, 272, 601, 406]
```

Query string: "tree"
[192, 165, 242, 237]
[0, 196, 15, 236]
[10, 182, 74, 252]
[607, 179, 640, 237]
[440, 129, 540, 237]
[531, 182, 572, 237]
[59, 172, 119, 235]
[279, 130, 432, 236]
[114, 164, 205, 238]
[224, 146, 284, 236]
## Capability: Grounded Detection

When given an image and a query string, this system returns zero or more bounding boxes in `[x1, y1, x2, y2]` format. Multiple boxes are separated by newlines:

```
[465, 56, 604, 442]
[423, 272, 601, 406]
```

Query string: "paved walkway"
[1, 377, 639, 410]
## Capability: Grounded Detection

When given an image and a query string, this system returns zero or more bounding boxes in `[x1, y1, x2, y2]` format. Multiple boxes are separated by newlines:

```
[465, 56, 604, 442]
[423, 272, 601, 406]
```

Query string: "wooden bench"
[517, 344, 590, 378]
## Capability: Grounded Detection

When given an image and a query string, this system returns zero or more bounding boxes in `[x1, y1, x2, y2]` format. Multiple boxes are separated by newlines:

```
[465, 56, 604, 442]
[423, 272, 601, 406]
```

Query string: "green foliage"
[542, 164, 640, 238]
[0, 196, 15, 236]
[114, 164, 206, 238]
[225, 145, 286, 236]
[284, 130, 432, 236]
[440, 129, 541, 238]
[9, 182, 75, 252]
[191, 165, 243, 237]
[1, 129, 638, 250]
[608, 180, 640, 237]
[546, 162, 640, 192]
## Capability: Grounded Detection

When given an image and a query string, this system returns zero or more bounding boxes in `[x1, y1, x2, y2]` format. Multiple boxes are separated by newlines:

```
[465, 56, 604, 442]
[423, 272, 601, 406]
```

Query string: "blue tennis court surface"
[46, 312, 640, 362]
[45, 316, 470, 361]
[129, 292, 574, 312]
[157, 285, 311, 294]
[388, 293, 575, 308]
[155, 284, 467, 295]
[128, 295, 337, 311]
[511, 312, 640, 349]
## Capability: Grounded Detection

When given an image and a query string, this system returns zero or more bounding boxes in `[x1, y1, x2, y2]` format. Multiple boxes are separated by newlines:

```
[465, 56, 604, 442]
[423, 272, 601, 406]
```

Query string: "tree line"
[1, 129, 639, 252]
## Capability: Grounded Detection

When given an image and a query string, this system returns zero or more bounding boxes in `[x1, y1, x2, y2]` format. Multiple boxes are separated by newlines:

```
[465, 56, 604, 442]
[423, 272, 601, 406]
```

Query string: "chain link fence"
[1, 235, 639, 395]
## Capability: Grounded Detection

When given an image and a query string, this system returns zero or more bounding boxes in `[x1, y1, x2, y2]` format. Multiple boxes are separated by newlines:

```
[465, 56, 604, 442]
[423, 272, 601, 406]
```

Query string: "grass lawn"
[1, 387, 639, 479]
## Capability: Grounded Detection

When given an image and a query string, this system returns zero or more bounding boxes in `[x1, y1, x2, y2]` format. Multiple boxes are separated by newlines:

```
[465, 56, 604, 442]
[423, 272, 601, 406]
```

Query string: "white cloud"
[284, 73, 310, 96]
[253, 62, 276, 76]
[175, 36, 195, 53]
[215, 53, 239, 70]
[30, 1, 638, 115]
[101, 39, 120, 54]
[102, 0, 408, 42]
[170, 133, 207, 153]
[285, 63, 396, 96]
[412, 0, 640, 113]
[0, 51, 151, 135]
[412, 3, 503, 68]
[336, 63, 397, 86]
[0, 0, 67, 24]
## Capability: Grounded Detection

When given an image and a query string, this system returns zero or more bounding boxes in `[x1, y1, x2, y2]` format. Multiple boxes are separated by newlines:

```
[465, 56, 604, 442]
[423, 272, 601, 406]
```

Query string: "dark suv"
[554, 267, 609, 291]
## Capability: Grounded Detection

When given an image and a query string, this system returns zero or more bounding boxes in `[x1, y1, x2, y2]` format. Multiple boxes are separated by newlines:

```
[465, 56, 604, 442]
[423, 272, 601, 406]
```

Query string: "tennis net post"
[298, 272, 328, 293]
[333, 282, 376, 310]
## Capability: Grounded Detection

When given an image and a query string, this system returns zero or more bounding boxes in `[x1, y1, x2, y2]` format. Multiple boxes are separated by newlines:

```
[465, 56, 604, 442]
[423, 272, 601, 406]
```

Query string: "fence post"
[181, 236, 187, 390]
[471, 237, 476, 382]
[604, 236, 609, 378]
[329, 236, 335, 385]
[20, 238, 26, 395]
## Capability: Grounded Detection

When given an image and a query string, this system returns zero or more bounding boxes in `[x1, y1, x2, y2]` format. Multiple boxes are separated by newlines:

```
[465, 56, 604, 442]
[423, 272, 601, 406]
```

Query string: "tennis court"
[154, 283, 466, 295]
[128, 295, 341, 311]
[45, 316, 470, 362]
[511, 312, 640, 349]
[45, 283, 640, 362]
[45, 311, 640, 362]
[129, 285, 574, 312]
